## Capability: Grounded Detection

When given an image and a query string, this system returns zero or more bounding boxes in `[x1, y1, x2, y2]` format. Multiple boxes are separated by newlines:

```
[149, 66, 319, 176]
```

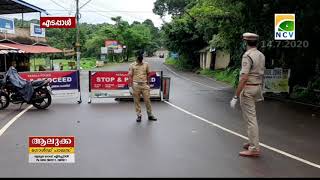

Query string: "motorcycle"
[0, 77, 52, 110]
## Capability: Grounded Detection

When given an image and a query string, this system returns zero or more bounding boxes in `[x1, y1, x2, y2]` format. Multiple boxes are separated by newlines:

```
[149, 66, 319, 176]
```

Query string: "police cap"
[242, 32, 259, 41]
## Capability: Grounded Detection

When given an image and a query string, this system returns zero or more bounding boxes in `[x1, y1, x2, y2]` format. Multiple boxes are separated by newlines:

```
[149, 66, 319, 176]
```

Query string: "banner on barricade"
[263, 68, 291, 93]
[20, 71, 80, 97]
[89, 71, 161, 98]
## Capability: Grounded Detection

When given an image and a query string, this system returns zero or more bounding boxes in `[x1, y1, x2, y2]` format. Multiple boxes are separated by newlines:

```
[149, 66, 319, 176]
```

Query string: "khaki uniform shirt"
[240, 48, 265, 84]
[129, 62, 150, 83]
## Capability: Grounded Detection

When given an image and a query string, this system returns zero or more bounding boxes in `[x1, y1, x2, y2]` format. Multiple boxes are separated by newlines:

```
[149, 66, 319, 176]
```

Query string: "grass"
[199, 68, 240, 88]
[164, 56, 240, 87]
[30, 58, 95, 71]
[165, 57, 239, 87]
[29, 57, 129, 71]
[164, 57, 193, 71]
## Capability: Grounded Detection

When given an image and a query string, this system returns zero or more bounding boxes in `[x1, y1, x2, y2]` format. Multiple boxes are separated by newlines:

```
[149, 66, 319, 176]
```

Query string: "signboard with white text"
[0, 17, 15, 34]
[30, 23, 45, 37]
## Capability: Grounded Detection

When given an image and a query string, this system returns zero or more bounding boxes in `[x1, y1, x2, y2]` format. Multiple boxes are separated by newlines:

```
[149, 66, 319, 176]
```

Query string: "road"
[0, 57, 319, 177]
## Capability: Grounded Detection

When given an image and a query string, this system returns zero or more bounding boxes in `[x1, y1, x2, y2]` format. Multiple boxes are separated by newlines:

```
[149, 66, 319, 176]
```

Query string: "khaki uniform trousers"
[133, 82, 153, 117]
[240, 85, 264, 151]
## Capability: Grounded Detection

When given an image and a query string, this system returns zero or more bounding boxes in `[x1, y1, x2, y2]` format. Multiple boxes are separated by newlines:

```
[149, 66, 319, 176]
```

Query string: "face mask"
[241, 41, 247, 51]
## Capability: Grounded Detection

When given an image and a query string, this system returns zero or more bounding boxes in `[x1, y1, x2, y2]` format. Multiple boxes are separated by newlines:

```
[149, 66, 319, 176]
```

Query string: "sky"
[1, 0, 171, 27]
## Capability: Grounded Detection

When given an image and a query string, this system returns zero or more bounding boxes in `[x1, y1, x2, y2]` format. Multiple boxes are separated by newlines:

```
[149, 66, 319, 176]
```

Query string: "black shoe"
[148, 115, 157, 121]
[136, 116, 142, 123]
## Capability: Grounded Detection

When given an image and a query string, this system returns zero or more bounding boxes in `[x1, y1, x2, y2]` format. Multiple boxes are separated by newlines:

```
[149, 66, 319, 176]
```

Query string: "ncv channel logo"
[275, 14, 295, 40]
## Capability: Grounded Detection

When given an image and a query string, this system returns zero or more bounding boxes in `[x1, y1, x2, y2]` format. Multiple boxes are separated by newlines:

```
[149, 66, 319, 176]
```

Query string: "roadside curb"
[198, 74, 233, 88]
[264, 95, 320, 110]
[163, 63, 232, 88]
[163, 63, 320, 111]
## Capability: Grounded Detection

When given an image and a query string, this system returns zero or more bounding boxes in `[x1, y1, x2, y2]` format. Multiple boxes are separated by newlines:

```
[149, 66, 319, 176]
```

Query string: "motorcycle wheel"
[32, 90, 52, 110]
[0, 92, 10, 110]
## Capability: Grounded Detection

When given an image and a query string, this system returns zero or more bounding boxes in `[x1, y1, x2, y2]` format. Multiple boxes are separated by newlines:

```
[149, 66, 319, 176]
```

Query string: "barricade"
[88, 71, 166, 103]
[263, 68, 291, 94]
[162, 76, 171, 101]
[20, 70, 82, 103]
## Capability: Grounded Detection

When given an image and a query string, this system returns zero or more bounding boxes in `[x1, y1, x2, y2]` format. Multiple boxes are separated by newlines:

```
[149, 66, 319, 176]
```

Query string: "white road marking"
[164, 101, 320, 169]
[163, 64, 229, 91]
[0, 105, 33, 137]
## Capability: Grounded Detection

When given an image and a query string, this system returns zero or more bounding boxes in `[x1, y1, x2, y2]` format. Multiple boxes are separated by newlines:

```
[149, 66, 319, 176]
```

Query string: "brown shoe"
[239, 150, 261, 157]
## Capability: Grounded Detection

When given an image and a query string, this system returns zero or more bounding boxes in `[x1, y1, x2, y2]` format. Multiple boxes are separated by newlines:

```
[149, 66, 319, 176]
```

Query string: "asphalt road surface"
[0, 57, 319, 177]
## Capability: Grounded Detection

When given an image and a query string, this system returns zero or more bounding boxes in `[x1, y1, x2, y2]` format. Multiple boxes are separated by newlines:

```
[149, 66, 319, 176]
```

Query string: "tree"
[153, 0, 195, 17]
[84, 17, 159, 61]
[143, 19, 161, 56]
[155, 0, 320, 92]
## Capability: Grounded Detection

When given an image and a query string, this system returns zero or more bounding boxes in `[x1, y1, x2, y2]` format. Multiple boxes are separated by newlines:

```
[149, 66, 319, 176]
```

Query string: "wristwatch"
[233, 96, 239, 99]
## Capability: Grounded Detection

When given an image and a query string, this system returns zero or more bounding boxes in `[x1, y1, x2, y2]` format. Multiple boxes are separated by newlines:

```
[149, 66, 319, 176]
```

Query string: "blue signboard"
[20, 71, 79, 91]
[0, 17, 15, 34]
[30, 23, 45, 37]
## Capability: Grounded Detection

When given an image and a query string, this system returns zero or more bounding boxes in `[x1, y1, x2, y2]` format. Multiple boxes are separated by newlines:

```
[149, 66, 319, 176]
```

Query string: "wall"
[199, 50, 230, 70]
[215, 50, 230, 69]
[0, 28, 47, 44]
[199, 51, 212, 70]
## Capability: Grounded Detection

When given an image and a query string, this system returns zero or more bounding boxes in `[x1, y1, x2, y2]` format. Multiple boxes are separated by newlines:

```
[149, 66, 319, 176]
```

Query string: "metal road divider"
[162, 75, 171, 101]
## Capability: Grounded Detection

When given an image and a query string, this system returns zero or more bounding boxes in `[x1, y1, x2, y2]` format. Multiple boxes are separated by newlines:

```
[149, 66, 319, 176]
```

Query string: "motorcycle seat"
[31, 80, 47, 87]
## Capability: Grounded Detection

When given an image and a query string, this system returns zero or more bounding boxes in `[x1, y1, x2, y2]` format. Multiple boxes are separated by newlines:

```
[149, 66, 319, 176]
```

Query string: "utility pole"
[76, 0, 81, 70]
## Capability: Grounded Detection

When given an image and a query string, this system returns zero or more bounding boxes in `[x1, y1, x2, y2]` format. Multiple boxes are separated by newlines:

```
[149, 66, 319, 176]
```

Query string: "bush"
[165, 57, 193, 71]
[290, 85, 320, 105]
[200, 68, 240, 88]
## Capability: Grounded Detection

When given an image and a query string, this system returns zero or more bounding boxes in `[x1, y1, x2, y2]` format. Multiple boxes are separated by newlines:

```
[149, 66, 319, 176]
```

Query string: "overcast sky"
[1, 0, 170, 27]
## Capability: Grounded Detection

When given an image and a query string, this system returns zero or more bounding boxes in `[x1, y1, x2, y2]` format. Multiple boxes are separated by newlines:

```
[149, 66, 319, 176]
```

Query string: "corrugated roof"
[0, 0, 48, 15]
[0, 42, 62, 54]
[0, 49, 24, 54]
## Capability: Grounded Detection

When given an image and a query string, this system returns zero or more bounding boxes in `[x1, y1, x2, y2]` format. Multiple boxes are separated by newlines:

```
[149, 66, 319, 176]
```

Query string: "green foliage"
[156, 0, 320, 101]
[12, 17, 163, 60]
[29, 58, 97, 71]
[165, 57, 193, 71]
[310, 76, 320, 90]
[290, 86, 320, 105]
[46, 24, 89, 51]
[83, 17, 160, 59]
[80, 58, 97, 70]
[153, 0, 195, 17]
[200, 68, 240, 88]
[162, 15, 206, 67]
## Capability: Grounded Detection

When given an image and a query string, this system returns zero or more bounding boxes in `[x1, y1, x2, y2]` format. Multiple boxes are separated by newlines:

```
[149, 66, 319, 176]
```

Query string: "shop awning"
[0, 43, 23, 54]
[0, 43, 62, 54]
[0, 0, 48, 15]
[0, 49, 24, 54]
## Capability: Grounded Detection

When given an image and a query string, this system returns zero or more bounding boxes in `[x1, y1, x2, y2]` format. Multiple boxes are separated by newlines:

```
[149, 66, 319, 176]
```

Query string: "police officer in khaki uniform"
[128, 54, 157, 122]
[230, 32, 265, 157]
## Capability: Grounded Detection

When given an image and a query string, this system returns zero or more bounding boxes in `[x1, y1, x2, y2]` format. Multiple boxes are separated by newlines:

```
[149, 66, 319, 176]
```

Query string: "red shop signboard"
[40, 17, 76, 28]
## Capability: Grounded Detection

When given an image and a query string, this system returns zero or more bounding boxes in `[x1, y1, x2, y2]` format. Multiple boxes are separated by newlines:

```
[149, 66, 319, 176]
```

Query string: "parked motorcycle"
[0, 77, 52, 110]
